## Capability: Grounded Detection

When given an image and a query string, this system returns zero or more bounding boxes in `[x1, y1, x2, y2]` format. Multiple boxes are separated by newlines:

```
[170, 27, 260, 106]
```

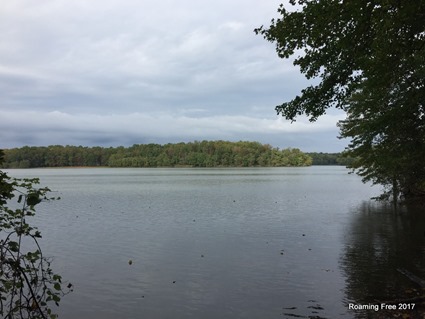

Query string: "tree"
[255, 0, 425, 201]
[0, 150, 72, 318]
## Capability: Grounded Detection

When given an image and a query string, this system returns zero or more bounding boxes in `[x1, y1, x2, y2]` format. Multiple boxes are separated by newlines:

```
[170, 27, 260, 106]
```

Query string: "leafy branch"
[0, 169, 72, 319]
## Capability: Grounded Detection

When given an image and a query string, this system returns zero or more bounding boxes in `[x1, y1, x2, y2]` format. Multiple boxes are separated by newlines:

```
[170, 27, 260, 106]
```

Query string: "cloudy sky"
[0, 0, 347, 152]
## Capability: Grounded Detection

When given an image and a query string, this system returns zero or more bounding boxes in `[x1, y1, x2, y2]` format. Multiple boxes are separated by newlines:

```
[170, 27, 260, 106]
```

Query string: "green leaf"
[8, 241, 19, 252]
[27, 192, 41, 206]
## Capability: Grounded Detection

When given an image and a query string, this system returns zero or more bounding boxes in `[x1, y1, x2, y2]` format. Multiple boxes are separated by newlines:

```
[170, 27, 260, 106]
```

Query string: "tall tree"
[255, 0, 425, 201]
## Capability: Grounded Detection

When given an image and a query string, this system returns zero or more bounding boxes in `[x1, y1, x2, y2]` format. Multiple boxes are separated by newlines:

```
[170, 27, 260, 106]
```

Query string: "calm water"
[6, 167, 425, 319]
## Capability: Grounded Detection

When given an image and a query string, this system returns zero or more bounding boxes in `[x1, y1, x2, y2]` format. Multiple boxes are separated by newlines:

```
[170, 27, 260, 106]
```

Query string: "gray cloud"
[0, 0, 347, 152]
[0, 109, 346, 151]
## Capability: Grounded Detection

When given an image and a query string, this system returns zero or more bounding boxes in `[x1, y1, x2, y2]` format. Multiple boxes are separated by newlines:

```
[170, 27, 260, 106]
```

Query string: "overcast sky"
[0, 0, 348, 152]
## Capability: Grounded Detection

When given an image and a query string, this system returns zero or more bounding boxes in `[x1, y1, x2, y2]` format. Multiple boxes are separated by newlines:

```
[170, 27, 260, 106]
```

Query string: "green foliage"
[306, 152, 355, 166]
[2, 145, 113, 168]
[0, 153, 72, 318]
[256, 0, 425, 202]
[1, 141, 313, 168]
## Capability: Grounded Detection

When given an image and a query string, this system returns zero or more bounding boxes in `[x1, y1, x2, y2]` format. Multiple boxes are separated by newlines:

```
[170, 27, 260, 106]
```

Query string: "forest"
[1, 141, 317, 168]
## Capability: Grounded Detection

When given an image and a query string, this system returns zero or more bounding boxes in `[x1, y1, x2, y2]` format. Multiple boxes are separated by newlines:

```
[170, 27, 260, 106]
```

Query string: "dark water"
[341, 202, 425, 318]
[6, 167, 425, 319]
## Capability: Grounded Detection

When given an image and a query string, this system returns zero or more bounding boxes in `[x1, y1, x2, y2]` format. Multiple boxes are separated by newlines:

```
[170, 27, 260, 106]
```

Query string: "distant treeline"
[306, 152, 354, 166]
[1, 141, 316, 168]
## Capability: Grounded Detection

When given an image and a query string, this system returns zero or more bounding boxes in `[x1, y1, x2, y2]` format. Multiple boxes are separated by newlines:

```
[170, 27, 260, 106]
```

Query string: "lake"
[5, 166, 425, 318]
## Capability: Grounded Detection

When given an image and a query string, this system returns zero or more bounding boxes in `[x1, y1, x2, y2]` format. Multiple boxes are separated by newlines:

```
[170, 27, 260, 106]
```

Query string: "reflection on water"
[341, 202, 425, 318]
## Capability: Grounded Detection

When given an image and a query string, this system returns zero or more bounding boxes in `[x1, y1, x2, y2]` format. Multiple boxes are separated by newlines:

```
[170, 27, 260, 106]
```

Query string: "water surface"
[6, 167, 425, 318]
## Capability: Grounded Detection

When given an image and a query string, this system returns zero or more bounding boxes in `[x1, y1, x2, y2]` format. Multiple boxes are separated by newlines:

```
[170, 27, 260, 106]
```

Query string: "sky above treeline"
[0, 0, 348, 152]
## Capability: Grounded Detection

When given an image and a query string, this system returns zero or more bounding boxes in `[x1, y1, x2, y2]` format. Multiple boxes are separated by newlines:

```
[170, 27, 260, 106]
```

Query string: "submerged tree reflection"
[340, 202, 425, 318]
